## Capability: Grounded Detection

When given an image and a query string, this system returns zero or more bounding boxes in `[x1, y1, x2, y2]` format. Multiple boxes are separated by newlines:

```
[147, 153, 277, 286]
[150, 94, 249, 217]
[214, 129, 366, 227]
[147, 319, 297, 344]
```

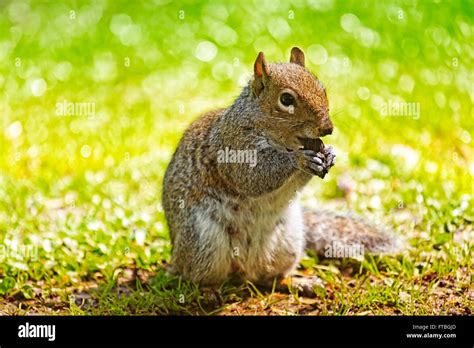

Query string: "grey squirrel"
[162, 47, 399, 291]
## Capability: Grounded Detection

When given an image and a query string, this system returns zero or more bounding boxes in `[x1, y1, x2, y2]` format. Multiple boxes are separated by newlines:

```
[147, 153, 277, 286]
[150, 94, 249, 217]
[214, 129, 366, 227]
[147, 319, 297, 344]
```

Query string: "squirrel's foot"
[280, 274, 325, 298]
[297, 147, 335, 178]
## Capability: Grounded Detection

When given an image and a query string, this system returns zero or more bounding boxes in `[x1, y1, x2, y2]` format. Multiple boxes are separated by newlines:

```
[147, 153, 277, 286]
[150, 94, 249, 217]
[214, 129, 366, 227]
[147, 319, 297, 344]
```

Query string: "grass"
[0, 0, 472, 315]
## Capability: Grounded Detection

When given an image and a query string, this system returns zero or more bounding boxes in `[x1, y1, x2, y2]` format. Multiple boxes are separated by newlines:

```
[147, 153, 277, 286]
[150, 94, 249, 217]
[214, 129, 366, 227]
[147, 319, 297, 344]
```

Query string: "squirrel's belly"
[220, 197, 306, 282]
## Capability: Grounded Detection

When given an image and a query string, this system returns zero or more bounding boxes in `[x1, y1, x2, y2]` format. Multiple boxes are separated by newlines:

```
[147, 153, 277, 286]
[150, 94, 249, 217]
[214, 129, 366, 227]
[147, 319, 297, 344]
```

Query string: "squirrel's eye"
[280, 93, 295, 107]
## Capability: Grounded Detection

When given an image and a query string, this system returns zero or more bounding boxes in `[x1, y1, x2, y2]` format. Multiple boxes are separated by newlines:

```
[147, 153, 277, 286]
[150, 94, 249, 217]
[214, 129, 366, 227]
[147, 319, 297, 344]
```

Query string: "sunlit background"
[0, 0, 472, 313]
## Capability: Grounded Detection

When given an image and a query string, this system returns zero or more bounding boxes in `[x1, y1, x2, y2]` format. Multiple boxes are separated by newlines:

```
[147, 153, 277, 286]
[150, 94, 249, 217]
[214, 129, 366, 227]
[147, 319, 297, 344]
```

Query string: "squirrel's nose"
[319, 121, 333, 137]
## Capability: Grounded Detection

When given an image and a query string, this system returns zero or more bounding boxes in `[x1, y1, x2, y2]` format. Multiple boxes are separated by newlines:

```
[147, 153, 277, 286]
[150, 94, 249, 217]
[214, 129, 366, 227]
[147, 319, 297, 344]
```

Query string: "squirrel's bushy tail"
[303, 210, 402, 257]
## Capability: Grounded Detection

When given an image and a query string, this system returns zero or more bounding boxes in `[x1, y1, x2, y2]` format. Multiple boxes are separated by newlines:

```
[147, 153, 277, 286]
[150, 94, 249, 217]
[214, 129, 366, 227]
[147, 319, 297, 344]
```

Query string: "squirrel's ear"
[290, 47, 305, 67]
[254, 51, 270, 78]
[253, 52, 270, 97]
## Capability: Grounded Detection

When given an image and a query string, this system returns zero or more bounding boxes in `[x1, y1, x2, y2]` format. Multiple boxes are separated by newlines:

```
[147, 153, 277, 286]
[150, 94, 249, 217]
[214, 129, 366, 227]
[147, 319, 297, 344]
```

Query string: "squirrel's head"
[251, 47, 333, 151]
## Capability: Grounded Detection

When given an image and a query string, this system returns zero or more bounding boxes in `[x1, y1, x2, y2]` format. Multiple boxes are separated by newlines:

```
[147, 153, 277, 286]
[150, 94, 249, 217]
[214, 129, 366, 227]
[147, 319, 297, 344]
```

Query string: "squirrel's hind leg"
[169, 207, 234, 286]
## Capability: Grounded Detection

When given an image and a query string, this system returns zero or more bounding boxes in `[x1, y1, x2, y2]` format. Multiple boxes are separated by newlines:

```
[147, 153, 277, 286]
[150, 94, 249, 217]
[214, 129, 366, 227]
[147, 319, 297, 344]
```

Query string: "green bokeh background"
[0, 0, 472, 308]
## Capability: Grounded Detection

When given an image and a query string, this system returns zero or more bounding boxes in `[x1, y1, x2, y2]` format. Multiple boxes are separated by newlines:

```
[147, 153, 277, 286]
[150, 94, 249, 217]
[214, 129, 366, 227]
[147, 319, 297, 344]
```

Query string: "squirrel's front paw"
[322, 145, 336, 169]
[296, 147, 335, 178]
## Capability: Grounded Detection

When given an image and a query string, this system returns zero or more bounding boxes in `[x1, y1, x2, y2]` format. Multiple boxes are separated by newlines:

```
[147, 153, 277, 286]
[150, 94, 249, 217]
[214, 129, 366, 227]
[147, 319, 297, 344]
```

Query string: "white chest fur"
[216, 180, 307, 282]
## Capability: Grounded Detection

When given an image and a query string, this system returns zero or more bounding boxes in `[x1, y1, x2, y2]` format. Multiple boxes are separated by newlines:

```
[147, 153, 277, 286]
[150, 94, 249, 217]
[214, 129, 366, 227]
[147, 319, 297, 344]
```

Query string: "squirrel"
[162, 47, 400, 291]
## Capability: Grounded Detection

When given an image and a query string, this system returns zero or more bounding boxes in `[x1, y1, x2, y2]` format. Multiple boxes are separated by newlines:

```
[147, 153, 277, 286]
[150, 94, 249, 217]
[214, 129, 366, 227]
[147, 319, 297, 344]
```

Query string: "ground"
[0, 0, 472, 315]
